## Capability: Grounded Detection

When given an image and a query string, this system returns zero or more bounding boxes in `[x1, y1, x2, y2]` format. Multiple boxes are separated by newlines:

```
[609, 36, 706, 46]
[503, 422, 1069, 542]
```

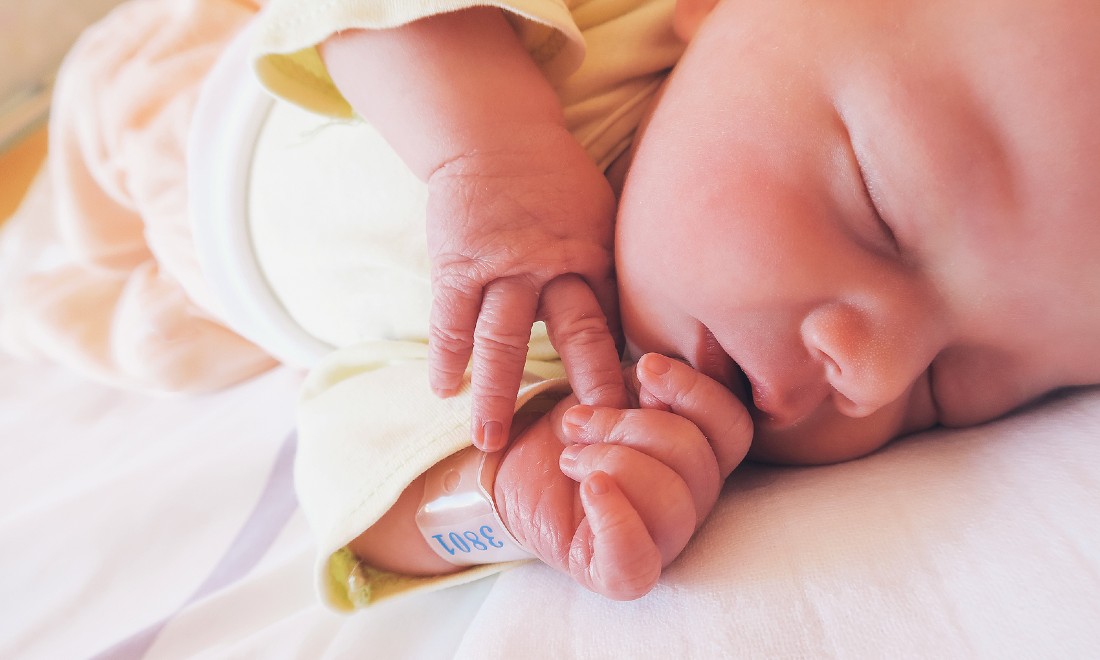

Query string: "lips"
[695, 325, 816, 429]
[695, 321, 840, 431]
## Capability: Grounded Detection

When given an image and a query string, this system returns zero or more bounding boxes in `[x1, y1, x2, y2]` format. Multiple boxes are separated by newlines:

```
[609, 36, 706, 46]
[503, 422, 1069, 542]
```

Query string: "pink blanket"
[1, 0, 274, 391]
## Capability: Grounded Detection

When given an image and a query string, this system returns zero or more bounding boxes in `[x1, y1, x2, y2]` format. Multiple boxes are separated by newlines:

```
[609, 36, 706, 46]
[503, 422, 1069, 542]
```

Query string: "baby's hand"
[494, 354, 753, 600]
[424, 124, 620, 452]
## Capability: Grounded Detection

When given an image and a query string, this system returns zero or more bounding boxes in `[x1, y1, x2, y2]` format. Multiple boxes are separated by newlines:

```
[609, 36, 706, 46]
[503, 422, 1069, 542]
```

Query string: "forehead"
[677, 0, 1100, 131]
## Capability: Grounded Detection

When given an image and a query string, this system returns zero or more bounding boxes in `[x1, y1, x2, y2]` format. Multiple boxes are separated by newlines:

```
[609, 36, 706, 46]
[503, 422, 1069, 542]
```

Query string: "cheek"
[931, 348, 1048, 427]
[617, 270, 693, 362]
[617, 186, 700, 357]
[677, 179, 859, 305]
[616, 236, 664, 359]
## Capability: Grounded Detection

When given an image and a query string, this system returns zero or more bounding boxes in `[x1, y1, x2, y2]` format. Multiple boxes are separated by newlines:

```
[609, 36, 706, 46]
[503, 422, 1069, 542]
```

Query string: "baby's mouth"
[697, 326, 819, 428]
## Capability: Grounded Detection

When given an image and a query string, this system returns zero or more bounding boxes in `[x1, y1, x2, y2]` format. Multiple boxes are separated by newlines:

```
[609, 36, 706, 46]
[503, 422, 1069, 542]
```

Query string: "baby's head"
[617, 0, 1100, 463]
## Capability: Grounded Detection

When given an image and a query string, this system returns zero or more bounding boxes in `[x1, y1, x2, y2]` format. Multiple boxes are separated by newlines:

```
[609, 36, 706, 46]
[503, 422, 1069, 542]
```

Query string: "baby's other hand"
[494, 354, 753, 600]
[424, 124, 619, 452]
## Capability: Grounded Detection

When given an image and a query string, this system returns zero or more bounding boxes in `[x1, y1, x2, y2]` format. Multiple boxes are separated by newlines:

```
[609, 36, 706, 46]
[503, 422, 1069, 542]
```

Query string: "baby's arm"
[320, 7, 561, 180]
[348, 354, 753, 600]
[321, 9, 622, 452]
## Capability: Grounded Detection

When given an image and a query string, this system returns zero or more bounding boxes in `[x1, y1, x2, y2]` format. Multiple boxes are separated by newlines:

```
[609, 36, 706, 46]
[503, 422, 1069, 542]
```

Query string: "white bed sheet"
[464, 386, 1100, 658]
[0, 356, 491, 659]
[3, 348, 1098, 658]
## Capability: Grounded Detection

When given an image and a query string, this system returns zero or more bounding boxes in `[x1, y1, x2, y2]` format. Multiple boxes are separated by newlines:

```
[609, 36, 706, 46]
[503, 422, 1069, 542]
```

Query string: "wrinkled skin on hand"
[493, 354, 753, 600]
[425, 122, 620, 452]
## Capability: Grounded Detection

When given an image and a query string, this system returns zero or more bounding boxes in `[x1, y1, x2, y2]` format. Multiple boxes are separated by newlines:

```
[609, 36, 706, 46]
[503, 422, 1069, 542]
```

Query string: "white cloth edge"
[187, 21, 334, 369]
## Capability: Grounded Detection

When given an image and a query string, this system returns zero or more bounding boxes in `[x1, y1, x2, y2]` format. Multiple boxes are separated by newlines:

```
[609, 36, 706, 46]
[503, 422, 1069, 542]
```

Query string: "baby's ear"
[673, 0, 721, 42]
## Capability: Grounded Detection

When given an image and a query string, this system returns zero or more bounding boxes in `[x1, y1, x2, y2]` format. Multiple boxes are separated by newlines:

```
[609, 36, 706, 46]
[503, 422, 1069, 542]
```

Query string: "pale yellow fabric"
[245, 97, 561, 608]
[252, 0, 682, 170]
[248, 98, 432, 350]
[248, 0, 684, 610]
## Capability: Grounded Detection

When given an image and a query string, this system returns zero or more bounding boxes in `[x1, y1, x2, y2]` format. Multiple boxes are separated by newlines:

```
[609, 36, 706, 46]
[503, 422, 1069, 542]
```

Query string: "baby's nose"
[800, 302, 939, 418]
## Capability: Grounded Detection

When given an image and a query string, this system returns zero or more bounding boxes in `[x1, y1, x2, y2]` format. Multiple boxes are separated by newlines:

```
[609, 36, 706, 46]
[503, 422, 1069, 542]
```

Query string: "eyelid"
[851, 145, 900, 252]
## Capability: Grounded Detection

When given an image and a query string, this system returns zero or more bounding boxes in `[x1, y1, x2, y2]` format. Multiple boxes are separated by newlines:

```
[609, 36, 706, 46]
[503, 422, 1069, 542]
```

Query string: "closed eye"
[835, 107, 900, 253]
[851, 145, 899, 252]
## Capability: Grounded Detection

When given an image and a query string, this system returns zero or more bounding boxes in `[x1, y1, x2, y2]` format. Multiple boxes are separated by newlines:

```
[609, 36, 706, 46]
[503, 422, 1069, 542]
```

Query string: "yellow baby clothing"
[245, 0, 683, 610]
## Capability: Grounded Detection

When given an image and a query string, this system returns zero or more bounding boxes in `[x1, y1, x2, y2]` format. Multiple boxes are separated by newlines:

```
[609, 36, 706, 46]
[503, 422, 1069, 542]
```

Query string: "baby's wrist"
[415, 397, 560, 565]
[426, 120, 576, 181]
[414, 446, 532, 565]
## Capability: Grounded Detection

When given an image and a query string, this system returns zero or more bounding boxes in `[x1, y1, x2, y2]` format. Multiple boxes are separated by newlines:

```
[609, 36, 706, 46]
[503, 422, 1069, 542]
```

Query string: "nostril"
[801, 309, 848, 380]
[809, 345, 842, 381]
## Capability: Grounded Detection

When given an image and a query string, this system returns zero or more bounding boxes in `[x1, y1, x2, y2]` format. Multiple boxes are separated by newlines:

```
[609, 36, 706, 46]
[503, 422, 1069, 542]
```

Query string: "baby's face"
[617, 0, 1100, 463]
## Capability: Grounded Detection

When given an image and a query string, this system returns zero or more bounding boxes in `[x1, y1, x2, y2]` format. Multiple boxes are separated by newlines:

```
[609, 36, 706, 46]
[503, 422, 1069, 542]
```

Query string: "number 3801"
[431, 525, 506, 555]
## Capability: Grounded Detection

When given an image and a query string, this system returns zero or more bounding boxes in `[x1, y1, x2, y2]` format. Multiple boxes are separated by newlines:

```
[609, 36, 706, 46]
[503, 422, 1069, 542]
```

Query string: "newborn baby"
[303, 0, 1100, 605]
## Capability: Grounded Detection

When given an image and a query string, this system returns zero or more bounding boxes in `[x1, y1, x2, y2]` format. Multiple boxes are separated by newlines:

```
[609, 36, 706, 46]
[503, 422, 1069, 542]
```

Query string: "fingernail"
[642, 353, 671, 376]
[585, 471, 610, 496]
[560, 444, 582, 466]
[563, 405, 594, 431]
[479, 420, 503, 450]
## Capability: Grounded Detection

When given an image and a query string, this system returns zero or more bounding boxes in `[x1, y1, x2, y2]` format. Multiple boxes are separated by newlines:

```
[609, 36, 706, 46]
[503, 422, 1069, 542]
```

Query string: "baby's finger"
[636, 353, 754, 478]
[571, 471, 663, 601]
[428, 274, 481, 398]
[561, 406, 719, 523]
[560, 443, 696, 563]
[540, 275, 628, 410]
[588, 273, 624, 356]
[470, 276, 539, 451]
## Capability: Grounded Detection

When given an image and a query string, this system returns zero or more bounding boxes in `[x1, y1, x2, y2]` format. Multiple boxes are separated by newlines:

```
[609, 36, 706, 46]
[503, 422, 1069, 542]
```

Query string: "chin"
[746, 411, 903, 466]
